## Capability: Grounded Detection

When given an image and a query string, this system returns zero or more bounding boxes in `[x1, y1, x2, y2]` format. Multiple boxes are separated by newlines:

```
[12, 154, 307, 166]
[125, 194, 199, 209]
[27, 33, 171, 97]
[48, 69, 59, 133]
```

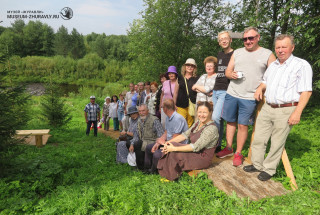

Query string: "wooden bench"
[16, 129, 50, 147]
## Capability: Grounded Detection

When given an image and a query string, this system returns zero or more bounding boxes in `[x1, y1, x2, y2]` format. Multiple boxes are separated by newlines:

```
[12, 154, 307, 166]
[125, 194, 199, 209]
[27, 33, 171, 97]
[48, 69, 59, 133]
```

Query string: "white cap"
[105, 96, 111, 100]
[90, 95, 96, 99]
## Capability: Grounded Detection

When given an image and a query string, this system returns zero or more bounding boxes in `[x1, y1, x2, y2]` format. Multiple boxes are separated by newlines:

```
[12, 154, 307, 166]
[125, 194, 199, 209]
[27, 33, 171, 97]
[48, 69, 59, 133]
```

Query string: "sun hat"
[166, 66, 178, 75]
[127, 106, 138, 115]
[90, 95, 96, 99]
[105, 96, 110, 100]
[184, 58, 197, 67]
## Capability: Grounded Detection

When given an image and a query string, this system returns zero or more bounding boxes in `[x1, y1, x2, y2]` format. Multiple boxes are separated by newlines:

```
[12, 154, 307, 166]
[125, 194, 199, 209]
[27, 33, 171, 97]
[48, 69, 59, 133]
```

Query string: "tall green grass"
[0, 95, 319, 214]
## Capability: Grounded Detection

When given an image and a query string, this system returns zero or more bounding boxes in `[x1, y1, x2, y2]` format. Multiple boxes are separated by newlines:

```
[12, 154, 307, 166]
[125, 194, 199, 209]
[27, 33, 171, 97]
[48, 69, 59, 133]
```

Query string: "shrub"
[40, 84, 71, 127]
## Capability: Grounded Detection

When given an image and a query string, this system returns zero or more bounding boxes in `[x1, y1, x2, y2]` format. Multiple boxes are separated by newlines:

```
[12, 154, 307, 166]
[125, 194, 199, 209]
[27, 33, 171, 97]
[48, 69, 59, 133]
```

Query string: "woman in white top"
[192, 56, 217, 104]
[146, 81, 158, 115]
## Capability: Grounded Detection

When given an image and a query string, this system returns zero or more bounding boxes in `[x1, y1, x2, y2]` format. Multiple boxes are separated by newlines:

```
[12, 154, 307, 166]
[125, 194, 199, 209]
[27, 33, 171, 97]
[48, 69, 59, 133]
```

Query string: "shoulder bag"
[184, 78, 196, 116]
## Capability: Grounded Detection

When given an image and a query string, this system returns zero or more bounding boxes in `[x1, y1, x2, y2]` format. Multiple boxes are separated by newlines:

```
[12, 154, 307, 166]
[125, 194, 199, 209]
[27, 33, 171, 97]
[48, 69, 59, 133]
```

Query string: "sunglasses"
[243, 35, 257, 42]
[185, 64, 195, 67]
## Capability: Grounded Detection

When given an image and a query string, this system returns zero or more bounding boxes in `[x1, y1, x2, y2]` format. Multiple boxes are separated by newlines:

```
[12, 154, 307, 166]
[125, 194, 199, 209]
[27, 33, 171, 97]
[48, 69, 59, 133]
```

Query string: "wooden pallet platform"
[189, 155, 290, 200]
[101, 129, 290, 200]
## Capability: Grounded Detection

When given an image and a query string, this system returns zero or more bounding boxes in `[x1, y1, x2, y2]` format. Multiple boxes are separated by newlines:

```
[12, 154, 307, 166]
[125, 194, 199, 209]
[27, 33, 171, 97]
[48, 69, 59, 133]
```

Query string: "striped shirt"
[263, 55, 313, 104]
[84, 103, 100, 121]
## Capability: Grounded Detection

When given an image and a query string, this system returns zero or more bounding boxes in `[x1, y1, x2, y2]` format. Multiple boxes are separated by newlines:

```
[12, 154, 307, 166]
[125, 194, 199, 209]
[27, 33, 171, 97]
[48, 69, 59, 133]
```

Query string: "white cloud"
[76, 0, 124, 17]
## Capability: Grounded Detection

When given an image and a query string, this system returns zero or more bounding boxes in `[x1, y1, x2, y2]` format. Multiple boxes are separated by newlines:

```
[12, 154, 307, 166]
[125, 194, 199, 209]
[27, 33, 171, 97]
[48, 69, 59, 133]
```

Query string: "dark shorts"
[222, 94, 257, 125]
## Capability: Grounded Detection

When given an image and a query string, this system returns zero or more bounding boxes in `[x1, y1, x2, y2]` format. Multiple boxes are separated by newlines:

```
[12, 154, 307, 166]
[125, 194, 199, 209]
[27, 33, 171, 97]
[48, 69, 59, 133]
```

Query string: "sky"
[0, 0, 145, 35]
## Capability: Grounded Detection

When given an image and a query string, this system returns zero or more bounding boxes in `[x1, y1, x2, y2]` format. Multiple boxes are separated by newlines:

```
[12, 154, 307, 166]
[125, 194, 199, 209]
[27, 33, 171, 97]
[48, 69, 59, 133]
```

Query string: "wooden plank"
[15, 130, 51, 147]
[16, 129, 50, 135]
[16, 134, 51, 146]
[281, 149, 298, 190]
[35, 135, 43, 148]
[202, 156, 290, 200]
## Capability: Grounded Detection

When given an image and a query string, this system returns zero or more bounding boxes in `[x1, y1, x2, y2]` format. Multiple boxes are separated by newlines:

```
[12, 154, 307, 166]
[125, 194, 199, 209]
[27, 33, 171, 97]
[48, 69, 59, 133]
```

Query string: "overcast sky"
[0, 0, 144, 35]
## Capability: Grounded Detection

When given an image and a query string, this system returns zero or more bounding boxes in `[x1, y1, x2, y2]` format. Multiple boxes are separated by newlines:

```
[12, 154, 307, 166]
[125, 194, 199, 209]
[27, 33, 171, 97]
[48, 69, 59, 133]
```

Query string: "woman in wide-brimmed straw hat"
[173, 58, 199, 127]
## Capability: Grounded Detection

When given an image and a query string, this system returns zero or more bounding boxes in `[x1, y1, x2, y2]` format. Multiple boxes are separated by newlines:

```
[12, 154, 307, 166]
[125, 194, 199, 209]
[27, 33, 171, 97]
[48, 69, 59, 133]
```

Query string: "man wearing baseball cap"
[84, 95, 101, 136]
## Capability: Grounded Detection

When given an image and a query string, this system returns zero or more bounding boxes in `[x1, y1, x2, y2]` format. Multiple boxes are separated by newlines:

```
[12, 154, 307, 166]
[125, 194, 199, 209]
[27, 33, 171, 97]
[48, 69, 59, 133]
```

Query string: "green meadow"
[0, 95, 319, 214]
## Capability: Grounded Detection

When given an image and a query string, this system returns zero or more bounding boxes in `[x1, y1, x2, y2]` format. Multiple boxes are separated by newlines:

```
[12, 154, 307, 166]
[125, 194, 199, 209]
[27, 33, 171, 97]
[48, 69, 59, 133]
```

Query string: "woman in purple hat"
[159, 66, 178, 128]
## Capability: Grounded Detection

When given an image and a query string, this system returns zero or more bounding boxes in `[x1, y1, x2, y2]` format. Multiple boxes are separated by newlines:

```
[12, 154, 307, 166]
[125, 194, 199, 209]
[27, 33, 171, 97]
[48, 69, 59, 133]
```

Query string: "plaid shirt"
[84, 103, 100, 121]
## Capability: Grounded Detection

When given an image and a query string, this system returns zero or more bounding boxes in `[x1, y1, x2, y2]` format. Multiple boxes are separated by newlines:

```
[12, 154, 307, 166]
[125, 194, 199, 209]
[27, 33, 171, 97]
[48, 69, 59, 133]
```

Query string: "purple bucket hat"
[166, 66, 178, 75]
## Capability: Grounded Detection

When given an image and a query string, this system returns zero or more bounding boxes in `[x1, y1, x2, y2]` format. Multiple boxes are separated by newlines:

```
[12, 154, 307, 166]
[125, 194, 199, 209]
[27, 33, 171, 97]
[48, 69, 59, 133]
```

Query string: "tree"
[41, 24, 55, 56]
[23, 21, 44, 56]
[0, 29, 23, 57]
[93, 34, 108, 59]
[70, 28, 86, 59]
[54, 25, 70, 56]
[40, 84, 71, 128]
[231, 0, 320, 86]
[128, 0, 233, 81]
[0, 53, 29, 147]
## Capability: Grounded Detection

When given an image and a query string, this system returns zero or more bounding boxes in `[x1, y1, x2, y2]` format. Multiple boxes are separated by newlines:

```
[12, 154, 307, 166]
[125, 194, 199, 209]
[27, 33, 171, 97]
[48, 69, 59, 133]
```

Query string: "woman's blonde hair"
[181, 64, 197, 77]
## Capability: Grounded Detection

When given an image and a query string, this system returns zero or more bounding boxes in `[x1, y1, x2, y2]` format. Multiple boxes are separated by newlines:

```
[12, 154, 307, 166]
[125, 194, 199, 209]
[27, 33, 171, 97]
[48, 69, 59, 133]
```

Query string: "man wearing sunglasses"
[243, 34, 312, 181]
[216, 27, 276, 167]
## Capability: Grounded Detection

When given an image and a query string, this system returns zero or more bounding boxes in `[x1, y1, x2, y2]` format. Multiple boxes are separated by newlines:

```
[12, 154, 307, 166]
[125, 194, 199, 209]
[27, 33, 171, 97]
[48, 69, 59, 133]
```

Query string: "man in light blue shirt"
[144, 99, 188, 174]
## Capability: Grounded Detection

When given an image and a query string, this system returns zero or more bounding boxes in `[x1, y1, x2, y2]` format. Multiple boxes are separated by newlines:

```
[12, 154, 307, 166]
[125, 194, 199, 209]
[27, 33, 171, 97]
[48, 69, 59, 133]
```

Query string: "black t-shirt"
[213, 51, 234, 91]
[176, 74, 199, 108]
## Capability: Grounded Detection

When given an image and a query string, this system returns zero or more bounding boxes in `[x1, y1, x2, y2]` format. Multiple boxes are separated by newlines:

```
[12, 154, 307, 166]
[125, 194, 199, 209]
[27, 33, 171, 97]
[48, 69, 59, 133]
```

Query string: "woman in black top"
[173, 58, 199, 127]
[155, 74, 168, 119]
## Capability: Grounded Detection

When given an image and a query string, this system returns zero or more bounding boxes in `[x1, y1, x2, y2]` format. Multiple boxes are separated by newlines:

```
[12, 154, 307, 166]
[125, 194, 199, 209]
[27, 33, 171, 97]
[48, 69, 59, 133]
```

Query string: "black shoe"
[243, 165, 261, 173]
[258, 171, 272, 181]
[215, 146, 221, 153]
[142, 169, 157, 175]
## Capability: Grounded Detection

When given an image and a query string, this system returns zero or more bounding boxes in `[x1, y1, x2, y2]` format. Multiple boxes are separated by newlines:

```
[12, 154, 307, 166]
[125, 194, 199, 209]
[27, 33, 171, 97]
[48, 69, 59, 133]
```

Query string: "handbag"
[184, 78, 196, 116]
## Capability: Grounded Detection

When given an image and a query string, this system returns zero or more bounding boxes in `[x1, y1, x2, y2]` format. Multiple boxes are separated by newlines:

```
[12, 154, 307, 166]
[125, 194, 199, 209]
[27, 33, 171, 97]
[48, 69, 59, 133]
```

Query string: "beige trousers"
[251, 103, 295, 176]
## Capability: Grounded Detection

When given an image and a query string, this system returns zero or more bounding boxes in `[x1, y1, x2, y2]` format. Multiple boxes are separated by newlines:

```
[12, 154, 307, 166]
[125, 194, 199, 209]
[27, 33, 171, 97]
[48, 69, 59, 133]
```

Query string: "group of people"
[84, 26, 313, 182]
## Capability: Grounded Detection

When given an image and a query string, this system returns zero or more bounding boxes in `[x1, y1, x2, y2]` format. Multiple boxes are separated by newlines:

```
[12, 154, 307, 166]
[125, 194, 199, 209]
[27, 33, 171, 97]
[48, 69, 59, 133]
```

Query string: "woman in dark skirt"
[157, 101, 218, 181]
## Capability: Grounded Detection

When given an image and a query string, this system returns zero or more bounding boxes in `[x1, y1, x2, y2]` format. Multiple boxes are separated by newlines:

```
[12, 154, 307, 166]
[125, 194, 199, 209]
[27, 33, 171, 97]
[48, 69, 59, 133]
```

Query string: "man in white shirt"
[243, 34, 313, 181]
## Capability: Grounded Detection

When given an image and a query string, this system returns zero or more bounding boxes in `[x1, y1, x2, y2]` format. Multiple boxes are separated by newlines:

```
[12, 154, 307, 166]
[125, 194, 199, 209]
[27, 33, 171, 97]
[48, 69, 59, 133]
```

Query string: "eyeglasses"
[243, 35, 257, 42]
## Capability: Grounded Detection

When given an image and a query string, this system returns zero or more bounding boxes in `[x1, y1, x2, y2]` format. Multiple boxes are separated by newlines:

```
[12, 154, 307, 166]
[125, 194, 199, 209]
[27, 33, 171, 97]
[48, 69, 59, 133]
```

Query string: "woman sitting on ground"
[157, 101, 218, 181]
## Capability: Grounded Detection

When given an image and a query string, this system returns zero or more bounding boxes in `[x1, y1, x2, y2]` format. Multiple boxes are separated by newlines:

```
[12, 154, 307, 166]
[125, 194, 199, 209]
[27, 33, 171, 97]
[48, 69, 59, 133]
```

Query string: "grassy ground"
[0, 96, 319, 214]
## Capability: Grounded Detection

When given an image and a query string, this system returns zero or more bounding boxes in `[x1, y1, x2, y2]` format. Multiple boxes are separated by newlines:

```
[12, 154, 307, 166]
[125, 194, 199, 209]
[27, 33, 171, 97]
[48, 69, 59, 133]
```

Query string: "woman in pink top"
[160, 66, 178, 127]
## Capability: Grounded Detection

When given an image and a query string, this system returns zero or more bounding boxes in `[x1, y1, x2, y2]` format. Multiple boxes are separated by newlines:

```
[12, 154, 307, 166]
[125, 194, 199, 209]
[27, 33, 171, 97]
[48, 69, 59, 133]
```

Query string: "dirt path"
[98, 128, 120, 139]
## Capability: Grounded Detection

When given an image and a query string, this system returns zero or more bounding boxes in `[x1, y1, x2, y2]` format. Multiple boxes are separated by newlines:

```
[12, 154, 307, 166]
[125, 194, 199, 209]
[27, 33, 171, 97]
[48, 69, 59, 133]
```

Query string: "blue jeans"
[86, 120, 97, 136]
[212, 90, 227, 146]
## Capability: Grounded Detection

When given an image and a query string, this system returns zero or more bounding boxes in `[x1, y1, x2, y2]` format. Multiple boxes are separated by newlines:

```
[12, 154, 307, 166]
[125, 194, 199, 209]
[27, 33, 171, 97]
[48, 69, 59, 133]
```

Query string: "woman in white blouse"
[192, 56, 218, 104]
